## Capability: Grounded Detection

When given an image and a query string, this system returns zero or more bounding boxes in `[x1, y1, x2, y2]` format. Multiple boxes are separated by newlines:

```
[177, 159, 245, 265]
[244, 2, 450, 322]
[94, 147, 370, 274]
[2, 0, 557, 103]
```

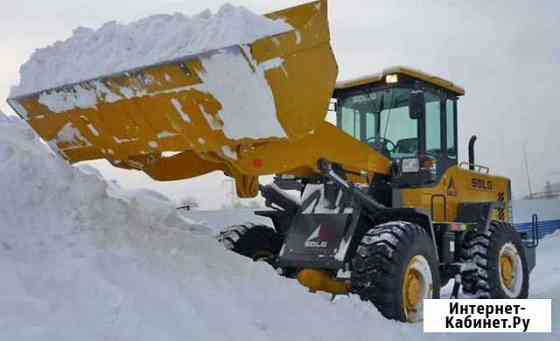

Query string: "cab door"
[422, 90, 458, 176]
[421, 89, 459, 220]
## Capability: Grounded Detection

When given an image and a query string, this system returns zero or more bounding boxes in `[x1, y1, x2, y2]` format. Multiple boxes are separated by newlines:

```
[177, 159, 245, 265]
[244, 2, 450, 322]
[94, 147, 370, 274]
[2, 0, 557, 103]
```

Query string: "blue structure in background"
[515, 219, 560, 238]
[512, 198, 560, 238]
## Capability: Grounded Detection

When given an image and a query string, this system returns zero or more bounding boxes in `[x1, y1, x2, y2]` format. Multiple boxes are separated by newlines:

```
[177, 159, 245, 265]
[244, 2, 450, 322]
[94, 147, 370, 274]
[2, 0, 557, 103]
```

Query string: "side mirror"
[409, 90, 425, 119]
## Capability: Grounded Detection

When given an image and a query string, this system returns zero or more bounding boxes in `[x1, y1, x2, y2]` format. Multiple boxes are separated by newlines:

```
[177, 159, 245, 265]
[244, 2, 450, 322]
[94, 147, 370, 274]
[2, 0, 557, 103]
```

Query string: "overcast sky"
[1, 0, 559, 208]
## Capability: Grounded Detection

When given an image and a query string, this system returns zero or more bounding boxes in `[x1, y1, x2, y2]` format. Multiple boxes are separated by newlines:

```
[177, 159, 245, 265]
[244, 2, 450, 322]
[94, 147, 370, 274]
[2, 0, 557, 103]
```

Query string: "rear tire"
[351, 221, 440, 322]
[461, 221, 529, 298]
[218, 223, 283, 267]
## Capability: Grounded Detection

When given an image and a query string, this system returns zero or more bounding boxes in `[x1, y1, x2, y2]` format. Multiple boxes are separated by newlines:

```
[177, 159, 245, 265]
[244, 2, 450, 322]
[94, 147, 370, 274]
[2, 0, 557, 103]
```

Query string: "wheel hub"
[401, 255, 433, 322]
[500, 254, 514, 289]
[404, 270, 422, 310]
[498, 242, 524, 297]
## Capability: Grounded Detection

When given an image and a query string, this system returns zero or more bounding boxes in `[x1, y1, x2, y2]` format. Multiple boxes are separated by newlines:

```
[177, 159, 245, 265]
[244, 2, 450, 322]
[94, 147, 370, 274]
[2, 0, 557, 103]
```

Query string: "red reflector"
[253, 159, 264, 168]
[451, 223, 461, 231]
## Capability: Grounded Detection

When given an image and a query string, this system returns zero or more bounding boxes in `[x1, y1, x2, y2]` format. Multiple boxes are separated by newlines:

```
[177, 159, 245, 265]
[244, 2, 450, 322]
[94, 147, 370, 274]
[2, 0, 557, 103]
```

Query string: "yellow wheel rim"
[403, 268, 422, 310]
[498, 242, 524, 297]
[401, 255, 432, 322]
[500, 254, 514, 289]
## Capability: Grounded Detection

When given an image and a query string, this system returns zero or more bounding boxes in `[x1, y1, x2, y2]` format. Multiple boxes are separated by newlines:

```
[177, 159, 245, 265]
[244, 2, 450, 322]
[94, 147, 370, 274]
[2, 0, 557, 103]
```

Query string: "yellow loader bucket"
[8, 0, 390, 197]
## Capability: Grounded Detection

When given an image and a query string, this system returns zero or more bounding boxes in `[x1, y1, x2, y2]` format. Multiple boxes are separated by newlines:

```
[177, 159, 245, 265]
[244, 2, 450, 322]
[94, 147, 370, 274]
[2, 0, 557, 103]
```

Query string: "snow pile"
[1, 113, 558, 340]
[0, 115, 388, 340]
[11, 4, 292, 97]
[0, 110, 9, 123]
[194, 48, 288, 140]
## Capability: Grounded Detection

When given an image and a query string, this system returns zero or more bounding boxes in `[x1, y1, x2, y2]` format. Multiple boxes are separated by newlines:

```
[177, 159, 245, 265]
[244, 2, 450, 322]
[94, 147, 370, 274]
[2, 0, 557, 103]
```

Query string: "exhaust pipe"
[468, 135, 477, 171]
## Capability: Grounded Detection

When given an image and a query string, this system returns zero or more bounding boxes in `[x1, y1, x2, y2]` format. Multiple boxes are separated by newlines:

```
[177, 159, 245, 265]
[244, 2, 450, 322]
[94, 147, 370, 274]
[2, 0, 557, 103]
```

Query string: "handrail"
[529, 214, 540, 248]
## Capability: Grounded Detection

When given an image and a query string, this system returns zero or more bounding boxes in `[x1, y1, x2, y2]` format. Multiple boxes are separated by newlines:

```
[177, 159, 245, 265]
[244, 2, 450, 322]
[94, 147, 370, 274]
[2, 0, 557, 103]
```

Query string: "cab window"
[446, 99, 457, 159]
[425, 91, 442, 156]
[340, 106, 361, 139]
[338, 87, 418, 159]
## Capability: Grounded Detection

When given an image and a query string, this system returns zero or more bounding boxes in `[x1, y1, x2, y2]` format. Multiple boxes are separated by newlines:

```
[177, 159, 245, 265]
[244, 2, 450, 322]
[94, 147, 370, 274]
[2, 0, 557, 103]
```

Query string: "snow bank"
[1, 114, 558, 340]
[0, 115, 391, 340]
[11, 4, 292, 97]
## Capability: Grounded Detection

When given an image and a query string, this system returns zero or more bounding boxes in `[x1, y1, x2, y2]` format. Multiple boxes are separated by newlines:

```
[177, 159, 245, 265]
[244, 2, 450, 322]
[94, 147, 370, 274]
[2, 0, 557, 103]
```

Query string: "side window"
[365, 112, 376, 141]
[340, 107, 360, 139]
[446, 99, 457, 159]
[425, 91, 442, 155]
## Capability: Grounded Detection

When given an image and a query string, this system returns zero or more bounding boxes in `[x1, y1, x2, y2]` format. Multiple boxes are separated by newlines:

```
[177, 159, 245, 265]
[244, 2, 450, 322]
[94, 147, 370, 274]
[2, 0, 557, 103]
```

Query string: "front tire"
[218, 223, 283, 267]
[351, 221, 440, 322]
[461, 221, 529, 298]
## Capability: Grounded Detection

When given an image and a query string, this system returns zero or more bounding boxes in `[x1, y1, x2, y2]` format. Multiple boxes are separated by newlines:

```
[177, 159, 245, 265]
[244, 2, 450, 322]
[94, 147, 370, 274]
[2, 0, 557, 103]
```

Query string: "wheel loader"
[8, 0, 537, 322]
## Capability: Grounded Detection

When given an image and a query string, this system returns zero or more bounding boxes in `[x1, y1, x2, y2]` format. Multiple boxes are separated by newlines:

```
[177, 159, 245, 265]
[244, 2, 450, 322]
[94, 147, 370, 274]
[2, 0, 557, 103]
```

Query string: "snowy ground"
[1, 114, 558, 340]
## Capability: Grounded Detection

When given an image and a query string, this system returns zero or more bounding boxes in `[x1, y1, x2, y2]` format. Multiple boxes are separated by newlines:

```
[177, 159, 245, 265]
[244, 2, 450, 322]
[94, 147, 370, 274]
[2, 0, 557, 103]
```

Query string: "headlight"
[386, 74, 399, 84]
[401, 158, 420, 173]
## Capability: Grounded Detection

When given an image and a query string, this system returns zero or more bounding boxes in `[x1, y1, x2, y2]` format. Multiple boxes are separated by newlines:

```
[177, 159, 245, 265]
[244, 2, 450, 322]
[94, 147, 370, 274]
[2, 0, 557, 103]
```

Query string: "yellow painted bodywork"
[7, 0, 389, 197]
[399, 166, 511, 223]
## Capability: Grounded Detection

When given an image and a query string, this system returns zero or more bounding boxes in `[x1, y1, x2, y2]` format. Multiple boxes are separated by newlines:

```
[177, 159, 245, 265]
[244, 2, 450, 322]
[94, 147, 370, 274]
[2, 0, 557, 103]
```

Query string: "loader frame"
[257, 160, 437, 270]
[258, 158, 535, 285]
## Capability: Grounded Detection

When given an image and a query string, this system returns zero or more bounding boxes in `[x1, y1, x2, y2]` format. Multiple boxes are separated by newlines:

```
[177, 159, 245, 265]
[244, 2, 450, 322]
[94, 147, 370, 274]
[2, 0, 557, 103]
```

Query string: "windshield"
[338, 87, 418, 159]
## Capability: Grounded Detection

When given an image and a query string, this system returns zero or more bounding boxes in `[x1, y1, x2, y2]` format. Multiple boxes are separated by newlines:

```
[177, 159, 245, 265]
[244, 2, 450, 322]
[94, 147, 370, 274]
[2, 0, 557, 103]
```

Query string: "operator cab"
[333, 66, 465, 187]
